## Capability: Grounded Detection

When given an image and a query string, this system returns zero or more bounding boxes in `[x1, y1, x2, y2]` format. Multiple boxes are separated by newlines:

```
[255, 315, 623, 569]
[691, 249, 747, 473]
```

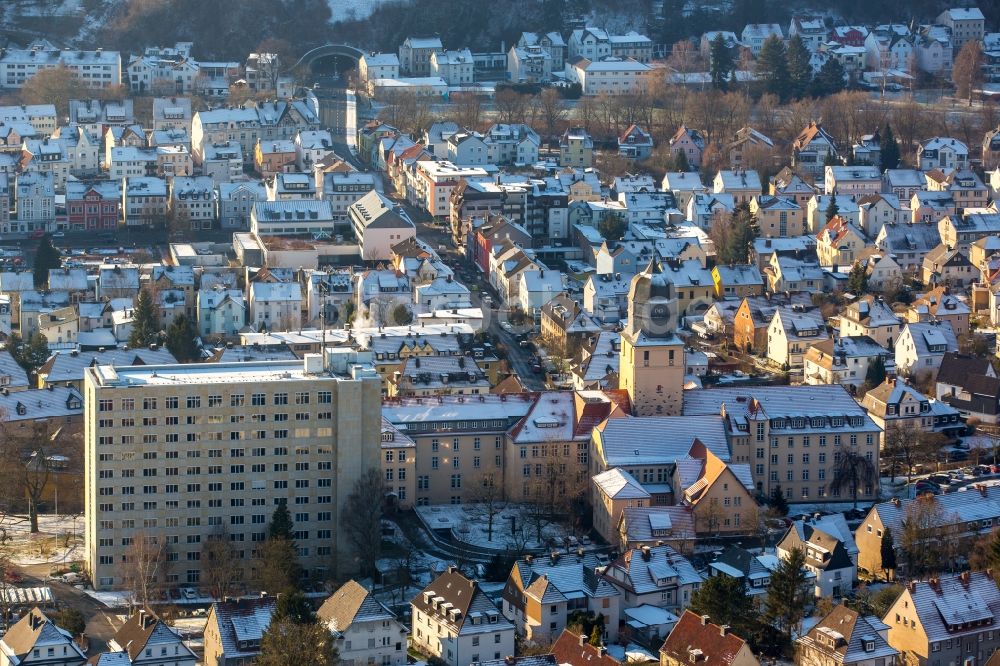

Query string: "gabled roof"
[606, 544, 702, 596]
[318, 580, 397, 632]
[593, 468, 650, 500]
[660, 611, 752, 666]
[1, 607, 85, 663]
[205, 597, 275, 660]
[797, 605, 898, 664]
[551, 629, 623, 666]
[109, 609, 194, 662]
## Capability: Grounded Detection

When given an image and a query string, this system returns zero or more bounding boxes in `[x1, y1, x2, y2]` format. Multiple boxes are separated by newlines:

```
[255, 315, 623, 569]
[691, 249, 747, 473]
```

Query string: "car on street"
[51, 231, 65, 238]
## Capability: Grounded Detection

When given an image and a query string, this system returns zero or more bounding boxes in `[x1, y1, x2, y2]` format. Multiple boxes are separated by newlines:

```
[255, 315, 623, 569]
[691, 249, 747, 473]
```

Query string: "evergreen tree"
[764, 547, 808, 652]
[589, 624, 602, 647]
[274, 590, 316, 625]
[825, 197, 840, 222]
[689, 575, 755, 636]
[165, 313, 199, 362]
[813, 57, 846, 96]
[33, 235, 61, 288]
[866, 354, 887, 387]
[785, 35, 812, 99]
[269, 499, 294, 540]
[847, 262, 869, 294]
[725, 203, 759, 264]
[710, 33, 734, 90]
[880, 528, 897, 578]
[756, 36, 790, 100]
[16, 333, 50, 372]
[673, 149, 691, 173]
[768, 485, 789, 516]
[129, 288, 159, 349]
[660, 0, 688, 47]
[881, 124, 900, 169]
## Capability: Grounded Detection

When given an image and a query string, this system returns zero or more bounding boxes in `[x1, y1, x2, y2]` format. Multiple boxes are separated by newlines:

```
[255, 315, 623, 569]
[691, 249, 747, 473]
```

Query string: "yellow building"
[619, 261, 686, 417]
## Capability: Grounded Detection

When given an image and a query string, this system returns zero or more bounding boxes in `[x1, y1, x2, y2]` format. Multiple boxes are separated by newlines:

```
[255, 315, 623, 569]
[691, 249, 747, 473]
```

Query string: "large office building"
[84, 353, 382, 590]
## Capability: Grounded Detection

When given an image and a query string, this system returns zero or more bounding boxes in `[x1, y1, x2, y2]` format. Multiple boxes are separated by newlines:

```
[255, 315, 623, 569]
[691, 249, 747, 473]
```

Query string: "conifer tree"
[756, 36, 790, 100]
[128, 288, 159, 349]
[710, 33, 735, 90]
[785, 35, 812, 99]
[881, 124, 900, 169]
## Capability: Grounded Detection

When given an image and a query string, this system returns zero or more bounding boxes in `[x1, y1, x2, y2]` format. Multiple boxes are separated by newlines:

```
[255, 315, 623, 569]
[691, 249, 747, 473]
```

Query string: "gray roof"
[0, 351, 29, 391]
[904, 572, 1000, 643]
[606, 544, 702, 595]
[39, 348, 178, 384]
[596, 415, 729, 467]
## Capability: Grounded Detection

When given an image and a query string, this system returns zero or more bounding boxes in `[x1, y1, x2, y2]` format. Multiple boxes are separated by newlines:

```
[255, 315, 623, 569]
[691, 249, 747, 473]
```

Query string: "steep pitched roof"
[660, 610, 752, 666]
[551, 629, 623, 666]
[318, 580, 396, 632]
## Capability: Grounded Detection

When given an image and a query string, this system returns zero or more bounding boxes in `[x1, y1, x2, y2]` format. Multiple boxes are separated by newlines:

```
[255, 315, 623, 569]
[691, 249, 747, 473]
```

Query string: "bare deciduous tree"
[122, 531, 170, 609]
[341, 468, 384, 578]
[202, 527, 243, 601]
[470, 471, 504, 542]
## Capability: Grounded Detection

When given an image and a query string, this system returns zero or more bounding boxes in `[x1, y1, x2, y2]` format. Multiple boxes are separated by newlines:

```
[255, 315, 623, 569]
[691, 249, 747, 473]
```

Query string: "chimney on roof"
[701, 614, 710, 626]
[579, 632, 587, 647]
[720, 625, 730, 636]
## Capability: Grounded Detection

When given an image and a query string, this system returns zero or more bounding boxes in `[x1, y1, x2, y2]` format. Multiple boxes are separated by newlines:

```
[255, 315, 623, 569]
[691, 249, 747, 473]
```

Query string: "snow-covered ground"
[415, 504, 580, 553]
[1, 514, 84, 566]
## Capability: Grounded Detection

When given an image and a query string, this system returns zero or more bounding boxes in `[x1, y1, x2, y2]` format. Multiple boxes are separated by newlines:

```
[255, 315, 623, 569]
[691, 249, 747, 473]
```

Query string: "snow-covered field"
[415, 504, 579, 552]
[2, 514, 84, 566]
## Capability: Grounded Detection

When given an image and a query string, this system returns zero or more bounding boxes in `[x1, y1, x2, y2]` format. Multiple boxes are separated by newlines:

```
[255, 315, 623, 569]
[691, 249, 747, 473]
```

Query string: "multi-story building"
[683, 385, 882, 503]
[320, 172, 377, 220]
[359, 53, 400, 83]
[0, 46, 121, 89]
[169, 176, 217, 230]
[20, 138, 69, 190]
[14, 171, 54, 232]
[83, 354, 383, 589]
[200, 141, 243, 184]
[411, 568, 515, 666]
[349, 190, 417, 261]
[398, 37, 444, 76]
[935, 8, 985, 50]
[105, 609, 197, 666]
[660, 611, 759, 666]
[123, 176, 168, 229]
[219, 181, 266, 230]
[918, 137, 968, 171]
[66, 180, 121, 232]
[559, 128, 594, 168]
[430, 49, 475, 86]
[564, 57, 650, 96]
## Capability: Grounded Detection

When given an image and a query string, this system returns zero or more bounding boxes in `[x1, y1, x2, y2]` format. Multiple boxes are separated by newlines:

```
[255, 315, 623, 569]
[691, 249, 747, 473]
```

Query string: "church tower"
[619, 260, 686, 416]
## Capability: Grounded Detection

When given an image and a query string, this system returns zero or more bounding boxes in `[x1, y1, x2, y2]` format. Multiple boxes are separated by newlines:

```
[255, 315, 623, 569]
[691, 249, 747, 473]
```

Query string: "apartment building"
[683, 385, 882, 503]
[0, 46, 121, 89]
[83, 354, 383, 590]
[411, 568, 514, 666]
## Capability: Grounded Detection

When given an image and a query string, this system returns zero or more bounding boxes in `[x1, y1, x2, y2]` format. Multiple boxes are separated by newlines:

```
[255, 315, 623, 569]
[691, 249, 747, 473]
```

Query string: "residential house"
[508, 44, 553, 83]
[13, 171, 54, 233]
[727, 127, 775, 171]
[770, 168, 818, 208]
[804, 336, 894, 392]
[733, 294, 813, 354]
[202, 597, 276, 666]
[660, 611, 759, 666]
[883, 571, 1000, 666]
[792, 123, 838, 177]
[52, 124, 100, 177]
[751, 196, 805, 237]
[927, 169, 988, 213]
[669, 127, 705, 168]
[359, 53, 400, 83]
[430, 49, 474, 85]
[105, 609, 197, 666]
[797, 606, 897, 666]
[197, 287, 245, 339]
[766, 305, 830, 370]
[0, 608, 86, 666]
[411, 568, 515, 666]
[519, 31, 567, 69]
[169, 176, 217, 230]
[248, 281, 302, 330]
[713, 170, 762, 206]
[550, 631, 622, 666]
[707, 545, 787, 597]
[806, 195, 861, 233]
[619, 125, 654, 160]
[399, 37, 444, 76]
[839, 296, 901, 348]
[122, 176, 168, 228]
[502, 554, 621, 643]
[939, 213, 1000, 250]
[936, 8, 985, 50]
[218, 181, 266, 230]
[318, 580, 408, 666]
[790, 17, 829, 52]
[66, 180, 120, 232]
[592, 468, 651, 546]
[778, 517, 857, 597]
[858, 194, 907, 239]
[564, 57, 650, 96]
[742, 24, 784, 56]
[918, 137, 968, 171]
[883, 169, 926, 201]
[907, 287, 970, 337]
[662, 172, 707, 212]
[602, 544, 702, 614]
[200, 141, 243, 184]
[853, 132, 885, 168]
[675, 442, 757, 535]
[894, 321, 958, 381]
[683, 385, 881, 501]
[861, 376, 962, 437]
[936, 352, 1000, 425]
[922, 244, 974, 288]
[825, 166, 882, 197]
[711, 265, 764, 299]
[151, 96, 192, 131]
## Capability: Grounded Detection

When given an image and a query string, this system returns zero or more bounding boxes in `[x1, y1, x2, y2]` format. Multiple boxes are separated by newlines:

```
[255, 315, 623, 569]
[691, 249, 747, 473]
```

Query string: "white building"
[564, 57, 650, 96]
[197, 287, 245, 339]
[349, 190, 417, 261]
[359, 52, 400, 83]
[430, 49, 475, 86]
[248, 281, 302, 330]
[411, 568, 515, 666]
[0, 45, 121, 89]
[318, 580, 408, 666]
[169, 176, 217, 230]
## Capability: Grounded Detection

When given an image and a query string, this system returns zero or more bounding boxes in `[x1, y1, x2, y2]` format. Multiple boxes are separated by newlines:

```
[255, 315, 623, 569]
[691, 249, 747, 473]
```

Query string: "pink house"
[669, 126, 705, 168]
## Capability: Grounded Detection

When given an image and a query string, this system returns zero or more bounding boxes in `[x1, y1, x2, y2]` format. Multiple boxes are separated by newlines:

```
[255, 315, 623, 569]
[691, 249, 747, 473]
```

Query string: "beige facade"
[84, 355, 383, 589]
